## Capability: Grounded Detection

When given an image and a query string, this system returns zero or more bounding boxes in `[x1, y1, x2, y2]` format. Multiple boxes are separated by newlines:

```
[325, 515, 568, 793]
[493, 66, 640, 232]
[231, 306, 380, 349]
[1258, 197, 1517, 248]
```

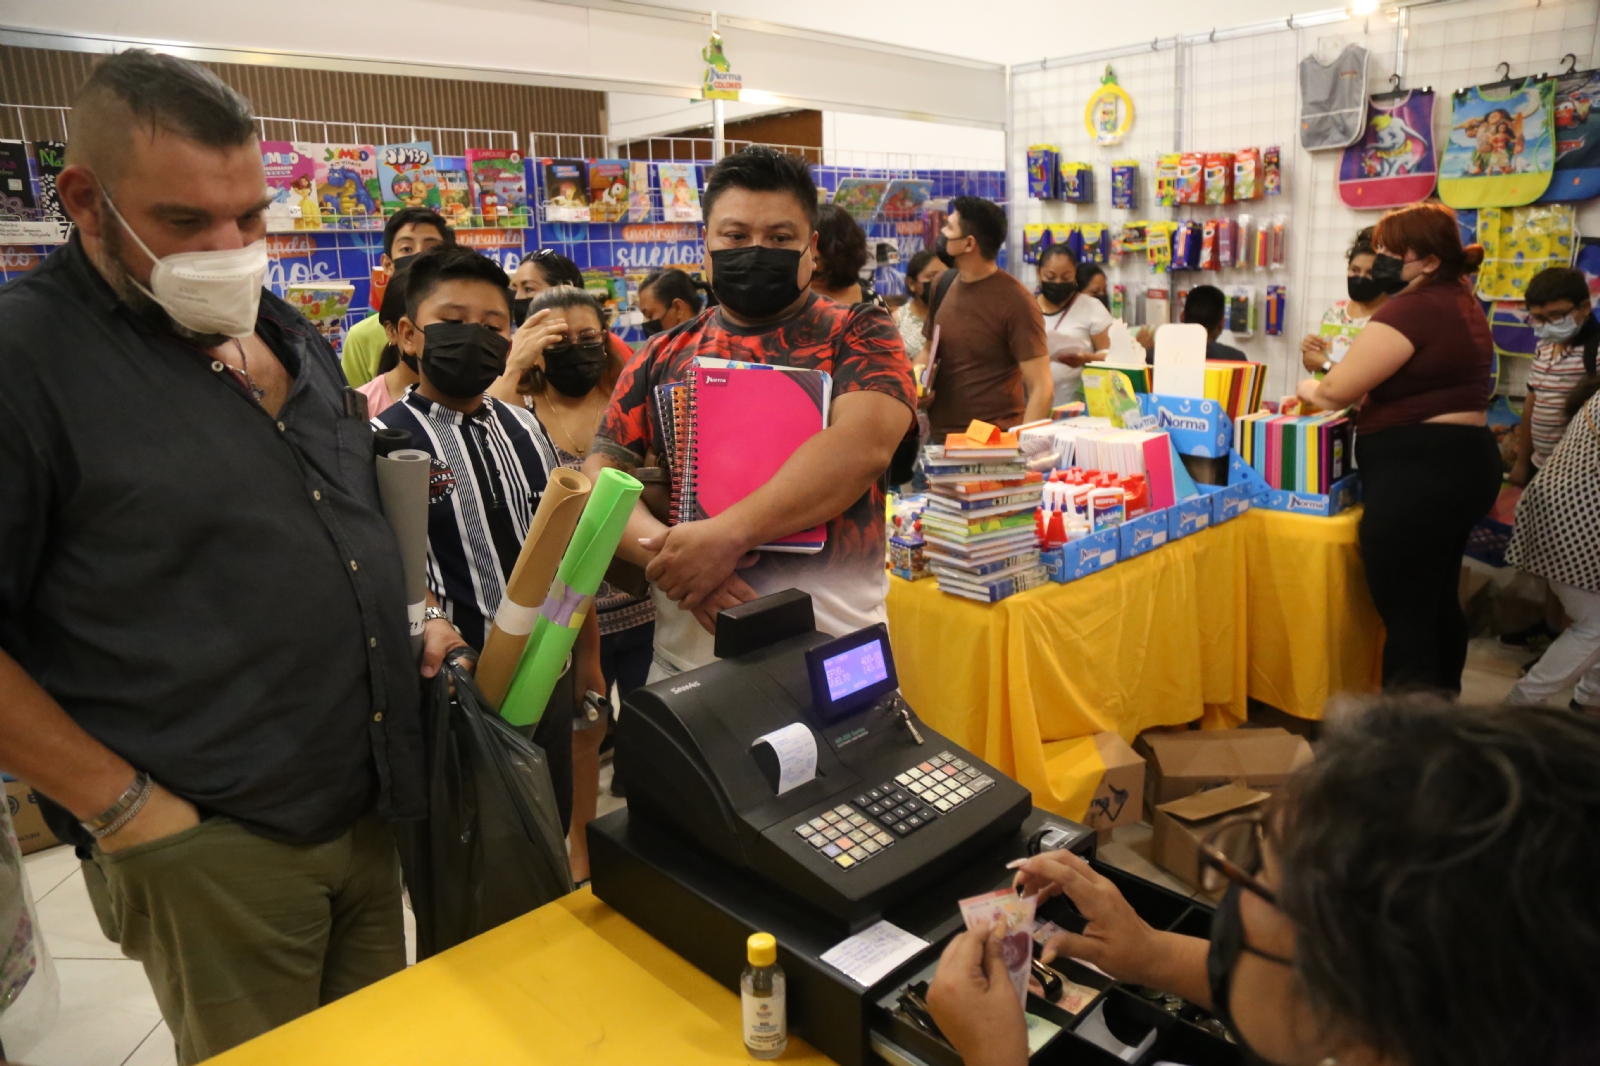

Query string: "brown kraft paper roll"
[475, 467, 592, 708]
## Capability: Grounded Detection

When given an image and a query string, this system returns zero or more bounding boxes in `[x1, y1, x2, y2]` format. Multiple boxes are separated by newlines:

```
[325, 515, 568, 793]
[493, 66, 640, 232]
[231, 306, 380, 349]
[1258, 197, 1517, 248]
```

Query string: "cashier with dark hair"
[925, 701, 1600, 1066]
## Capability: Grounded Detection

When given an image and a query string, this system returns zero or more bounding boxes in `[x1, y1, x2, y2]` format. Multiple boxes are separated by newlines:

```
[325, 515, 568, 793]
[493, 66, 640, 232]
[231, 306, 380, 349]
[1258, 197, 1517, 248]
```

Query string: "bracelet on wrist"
[82, 771, 155, 840]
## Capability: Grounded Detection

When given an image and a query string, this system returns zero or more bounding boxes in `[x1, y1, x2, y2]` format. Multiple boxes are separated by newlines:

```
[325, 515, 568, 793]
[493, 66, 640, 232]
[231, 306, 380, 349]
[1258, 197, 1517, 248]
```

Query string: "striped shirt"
[1527, 332, 1597, 468]
[374, 388, 558, 650]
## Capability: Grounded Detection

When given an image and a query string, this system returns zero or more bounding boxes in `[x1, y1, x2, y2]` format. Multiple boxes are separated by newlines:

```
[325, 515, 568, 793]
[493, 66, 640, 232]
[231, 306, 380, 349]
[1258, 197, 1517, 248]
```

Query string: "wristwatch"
[81, 770, 155, 840]
[1320, 359, 1333, 374]
[423, 606, 451, 625]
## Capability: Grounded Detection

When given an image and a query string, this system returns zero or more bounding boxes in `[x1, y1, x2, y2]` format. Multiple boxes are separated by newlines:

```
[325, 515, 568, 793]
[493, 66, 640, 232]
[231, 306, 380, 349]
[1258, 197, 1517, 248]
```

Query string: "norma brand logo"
[1287, 495, 1324, 513]
[1157, 409, 1210, 433]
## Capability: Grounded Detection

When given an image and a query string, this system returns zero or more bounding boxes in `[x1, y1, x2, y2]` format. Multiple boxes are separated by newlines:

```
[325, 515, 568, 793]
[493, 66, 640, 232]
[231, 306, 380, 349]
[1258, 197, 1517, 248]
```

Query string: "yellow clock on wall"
[1086, 65, 1134, 147]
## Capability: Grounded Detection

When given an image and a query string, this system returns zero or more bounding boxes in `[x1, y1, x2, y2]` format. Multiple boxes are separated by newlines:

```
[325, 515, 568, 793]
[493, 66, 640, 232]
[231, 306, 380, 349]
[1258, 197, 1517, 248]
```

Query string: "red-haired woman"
[1298, 202, 1501, 694]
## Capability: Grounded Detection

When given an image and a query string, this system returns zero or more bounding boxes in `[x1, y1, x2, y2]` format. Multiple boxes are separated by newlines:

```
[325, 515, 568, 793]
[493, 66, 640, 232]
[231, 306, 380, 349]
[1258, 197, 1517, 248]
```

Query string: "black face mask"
[1207, 884, 1294, 1066]
[1346, 274, 1385, 304]
[935, 233, 957, 268]
[543, 339, 608, 397]
[419, 321, 510, 400]
[1040, 280, 1077, 306]
[389, 252, 418, 274]
[512, 296, 532, 327]
[1369, 253, 1410, 295]
[710, 246, 804, 320]
[640, 318, 665, 338]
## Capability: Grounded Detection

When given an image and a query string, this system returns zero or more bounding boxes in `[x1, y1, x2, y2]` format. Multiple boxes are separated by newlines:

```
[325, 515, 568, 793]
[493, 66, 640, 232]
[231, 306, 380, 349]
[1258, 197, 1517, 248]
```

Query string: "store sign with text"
[622, 223, 701, 243]
[454, 228, 526, 251]
[615, 241, 706, 270]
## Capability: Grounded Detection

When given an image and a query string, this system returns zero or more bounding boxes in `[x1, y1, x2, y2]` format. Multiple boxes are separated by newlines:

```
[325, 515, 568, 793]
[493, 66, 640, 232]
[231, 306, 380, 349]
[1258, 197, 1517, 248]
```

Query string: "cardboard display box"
[5, 777, 61, 855]
[1166, 494, 1213, 541]
[1041, 527, 1120, 583]
[1081, 732, 1147, 832]
[1151, 783, 1272, 896]
[1118, 509, 1170, 560]
[1135, 727, 1314, 811]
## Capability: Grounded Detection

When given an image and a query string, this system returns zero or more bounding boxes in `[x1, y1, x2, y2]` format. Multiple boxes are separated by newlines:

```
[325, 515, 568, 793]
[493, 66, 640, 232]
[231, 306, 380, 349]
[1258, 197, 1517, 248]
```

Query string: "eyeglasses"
[527, 248, 559, 262]
[1198, 811, 1277, 904]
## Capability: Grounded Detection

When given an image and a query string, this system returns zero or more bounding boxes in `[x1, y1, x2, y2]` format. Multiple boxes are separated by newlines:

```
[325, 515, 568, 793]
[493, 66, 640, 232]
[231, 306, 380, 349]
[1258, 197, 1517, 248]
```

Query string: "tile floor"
[16, 641, 1537, 1065]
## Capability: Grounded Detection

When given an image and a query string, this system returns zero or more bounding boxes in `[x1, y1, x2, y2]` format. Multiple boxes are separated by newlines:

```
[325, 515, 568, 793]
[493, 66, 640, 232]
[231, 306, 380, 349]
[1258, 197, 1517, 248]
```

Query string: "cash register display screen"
[824, 641, 888, 702]
[805, 624, 899, 724]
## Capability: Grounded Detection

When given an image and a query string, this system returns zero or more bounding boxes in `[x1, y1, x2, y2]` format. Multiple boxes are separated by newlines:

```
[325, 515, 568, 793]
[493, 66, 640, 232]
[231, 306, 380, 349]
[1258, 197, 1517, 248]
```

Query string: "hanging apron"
[1300, 45, 1369, 151]
[1489, 300, 1538, 361]
[1338, 90, 1437, 208]
[1439, 78, 1556, 208]
[1475, 203, 1576, 300]
[1539, 69, 1600, 202]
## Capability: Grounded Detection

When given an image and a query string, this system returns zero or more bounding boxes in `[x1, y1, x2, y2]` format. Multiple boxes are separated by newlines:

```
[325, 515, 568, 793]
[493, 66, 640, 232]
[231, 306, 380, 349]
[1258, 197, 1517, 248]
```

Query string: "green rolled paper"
[499, 468, 643, 727]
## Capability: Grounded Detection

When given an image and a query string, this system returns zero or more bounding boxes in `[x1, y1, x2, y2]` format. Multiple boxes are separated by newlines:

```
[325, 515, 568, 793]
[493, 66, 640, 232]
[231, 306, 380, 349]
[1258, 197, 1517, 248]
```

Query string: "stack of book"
[920, 433, 1047, 603]
[1233, 410, 1352, 494]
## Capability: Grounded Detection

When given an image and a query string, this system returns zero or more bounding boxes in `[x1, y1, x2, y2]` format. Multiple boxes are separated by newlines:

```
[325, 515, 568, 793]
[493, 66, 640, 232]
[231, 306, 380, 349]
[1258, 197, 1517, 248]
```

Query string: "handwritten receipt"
[752, 722, 818, 795]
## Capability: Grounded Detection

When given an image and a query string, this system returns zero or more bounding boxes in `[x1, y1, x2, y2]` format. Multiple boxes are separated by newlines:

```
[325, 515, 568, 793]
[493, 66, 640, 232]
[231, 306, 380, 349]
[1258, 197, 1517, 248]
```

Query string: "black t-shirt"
[0, 238, 423, 847]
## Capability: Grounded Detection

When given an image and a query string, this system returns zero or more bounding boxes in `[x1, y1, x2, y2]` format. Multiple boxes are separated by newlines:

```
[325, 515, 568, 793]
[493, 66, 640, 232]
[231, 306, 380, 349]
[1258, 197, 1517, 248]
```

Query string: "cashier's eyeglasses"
[1197, 811, 1277, 905]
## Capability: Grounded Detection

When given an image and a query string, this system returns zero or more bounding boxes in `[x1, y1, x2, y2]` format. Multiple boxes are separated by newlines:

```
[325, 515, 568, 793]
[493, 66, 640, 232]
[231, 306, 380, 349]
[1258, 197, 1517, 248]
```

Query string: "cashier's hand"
[1009, 850, 1159, 986]
[640, 519, 759, 613]
[421, 617, 471, 679]
[925, 922, 1029, 1066]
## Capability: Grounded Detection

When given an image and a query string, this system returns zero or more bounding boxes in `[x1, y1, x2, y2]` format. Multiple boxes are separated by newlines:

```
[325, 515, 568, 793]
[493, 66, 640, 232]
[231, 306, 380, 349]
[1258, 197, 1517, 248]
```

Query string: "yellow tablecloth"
[1242, 507, 1383, 719]
[887, 507, 1381, 821]
[211, 888, 834, 1066]
[889, 519, 1249, 820]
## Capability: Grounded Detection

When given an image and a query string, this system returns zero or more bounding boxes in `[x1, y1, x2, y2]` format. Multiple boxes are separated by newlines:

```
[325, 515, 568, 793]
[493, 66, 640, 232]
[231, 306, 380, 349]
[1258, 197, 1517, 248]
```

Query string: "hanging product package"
[1475, 203, 1575, 300]
[1439, 77, 1556, 208]
[1540, 68, 1600, 202]
[395, 661, 574, 960]
[1489, 300, 1539, 361]
[1339, 90, 1438, 208]
[1299, 44, 1369, 151]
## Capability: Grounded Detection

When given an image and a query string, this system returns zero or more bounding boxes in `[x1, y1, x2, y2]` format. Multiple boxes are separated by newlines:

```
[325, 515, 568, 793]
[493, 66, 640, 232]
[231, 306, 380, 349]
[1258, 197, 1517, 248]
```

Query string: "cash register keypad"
[790, 752, 995, 871]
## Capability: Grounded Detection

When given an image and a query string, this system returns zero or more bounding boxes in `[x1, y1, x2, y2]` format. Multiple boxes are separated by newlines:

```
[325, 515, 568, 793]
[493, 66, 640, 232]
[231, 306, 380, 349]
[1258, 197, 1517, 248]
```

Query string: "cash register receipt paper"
[752, 722, 818, 795]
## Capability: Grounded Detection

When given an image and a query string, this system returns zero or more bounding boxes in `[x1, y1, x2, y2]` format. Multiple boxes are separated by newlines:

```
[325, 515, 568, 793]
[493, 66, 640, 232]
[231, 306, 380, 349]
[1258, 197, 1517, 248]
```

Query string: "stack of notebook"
[920, 422, 1047, 602]
[657, 357, 832, 553]
[1069, 429, 1179, 511]
[1233, 410, 1352, 494]
[1202, 361, 1267, 421]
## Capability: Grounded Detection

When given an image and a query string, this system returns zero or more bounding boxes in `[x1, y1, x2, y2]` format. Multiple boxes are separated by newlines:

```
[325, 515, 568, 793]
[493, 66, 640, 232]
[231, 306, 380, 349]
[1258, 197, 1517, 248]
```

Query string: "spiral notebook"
[682, 358, 831, 553]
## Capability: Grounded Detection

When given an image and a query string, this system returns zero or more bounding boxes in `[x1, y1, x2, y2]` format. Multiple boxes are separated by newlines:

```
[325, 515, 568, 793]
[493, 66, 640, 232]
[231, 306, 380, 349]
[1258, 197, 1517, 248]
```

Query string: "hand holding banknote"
[925, 921, 1030, 1066]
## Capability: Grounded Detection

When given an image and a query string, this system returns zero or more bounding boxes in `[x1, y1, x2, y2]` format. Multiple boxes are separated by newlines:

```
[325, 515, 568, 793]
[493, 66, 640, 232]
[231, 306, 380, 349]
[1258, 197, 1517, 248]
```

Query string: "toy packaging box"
[539, 157, 590, 223]
[588, 159, 630, 223]
[307, 144, 382, 230]
[377, 141, 442, 214]
[261, 141, 320, 232]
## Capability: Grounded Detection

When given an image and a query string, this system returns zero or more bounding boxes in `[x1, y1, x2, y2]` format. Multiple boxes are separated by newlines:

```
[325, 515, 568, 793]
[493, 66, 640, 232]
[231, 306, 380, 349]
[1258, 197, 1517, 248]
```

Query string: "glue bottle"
[742, 932, 787, 1059]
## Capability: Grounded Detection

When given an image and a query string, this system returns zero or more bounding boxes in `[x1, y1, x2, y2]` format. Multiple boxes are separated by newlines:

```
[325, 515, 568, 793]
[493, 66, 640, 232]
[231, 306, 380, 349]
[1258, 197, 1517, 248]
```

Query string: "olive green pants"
[85, 811, 404, 1064]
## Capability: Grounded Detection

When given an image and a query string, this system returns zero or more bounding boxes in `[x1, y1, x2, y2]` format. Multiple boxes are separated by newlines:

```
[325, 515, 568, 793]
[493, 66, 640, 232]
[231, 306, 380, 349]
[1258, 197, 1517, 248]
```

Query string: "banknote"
[958, 888, 1036, 1005]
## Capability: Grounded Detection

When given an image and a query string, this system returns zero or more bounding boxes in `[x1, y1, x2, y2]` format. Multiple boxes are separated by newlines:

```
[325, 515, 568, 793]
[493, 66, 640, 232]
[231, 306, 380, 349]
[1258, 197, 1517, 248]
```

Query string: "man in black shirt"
[0, 51, 462, 1062]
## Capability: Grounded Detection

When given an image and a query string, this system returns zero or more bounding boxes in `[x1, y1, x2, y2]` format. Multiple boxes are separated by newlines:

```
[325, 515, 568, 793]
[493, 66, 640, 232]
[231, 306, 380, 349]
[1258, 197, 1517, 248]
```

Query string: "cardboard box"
[5, 777, 61, 855]
[1151, 783, 1271, 896]
[1135, 727, 1314, 810]
[1136, 393, 1233, 457]
[1118, 509, 1170, 559]
[1206, 481, 1254, 524]
[1081, 732, 1146, 831]
[1041, 527, 1120, 583]
[1166, 494, 1212, 540]
[1255, 473, 1360, 517]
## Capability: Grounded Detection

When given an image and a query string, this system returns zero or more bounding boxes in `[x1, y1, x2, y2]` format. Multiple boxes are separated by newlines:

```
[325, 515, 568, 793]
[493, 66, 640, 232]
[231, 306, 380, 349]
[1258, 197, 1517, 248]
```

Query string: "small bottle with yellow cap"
[741, 931, 787, 1059]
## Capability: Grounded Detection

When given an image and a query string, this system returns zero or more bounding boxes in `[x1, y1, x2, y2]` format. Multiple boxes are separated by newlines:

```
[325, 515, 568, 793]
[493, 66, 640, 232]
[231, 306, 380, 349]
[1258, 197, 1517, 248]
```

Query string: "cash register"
[589, 591, 1236, 1066]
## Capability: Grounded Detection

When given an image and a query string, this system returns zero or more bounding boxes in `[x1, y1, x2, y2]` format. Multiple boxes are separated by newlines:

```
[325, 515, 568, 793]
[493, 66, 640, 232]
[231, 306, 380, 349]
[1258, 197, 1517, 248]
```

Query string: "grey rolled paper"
[375, 448, 433, 657]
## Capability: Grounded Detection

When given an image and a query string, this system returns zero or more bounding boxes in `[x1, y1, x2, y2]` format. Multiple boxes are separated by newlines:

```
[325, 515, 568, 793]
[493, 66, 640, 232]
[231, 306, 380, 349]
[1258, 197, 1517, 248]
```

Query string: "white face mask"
[100, 185, 268, 338]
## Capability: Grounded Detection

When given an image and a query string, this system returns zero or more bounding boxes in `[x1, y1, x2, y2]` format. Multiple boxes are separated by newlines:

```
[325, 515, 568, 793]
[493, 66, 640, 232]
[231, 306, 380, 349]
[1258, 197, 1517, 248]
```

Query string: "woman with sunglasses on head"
[1296, 203, 1501, 695]
[927, 701, 1600, 1066]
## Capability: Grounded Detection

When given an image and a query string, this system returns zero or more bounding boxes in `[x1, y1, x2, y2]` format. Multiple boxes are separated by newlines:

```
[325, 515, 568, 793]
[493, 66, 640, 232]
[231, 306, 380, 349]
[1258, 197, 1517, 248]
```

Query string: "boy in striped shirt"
[1514, 268, 1599, 487]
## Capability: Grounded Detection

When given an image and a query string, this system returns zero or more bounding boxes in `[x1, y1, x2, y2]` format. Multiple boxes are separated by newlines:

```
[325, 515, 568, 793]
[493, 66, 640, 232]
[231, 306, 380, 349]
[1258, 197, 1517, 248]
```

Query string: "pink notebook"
[689, 360, 831, 553]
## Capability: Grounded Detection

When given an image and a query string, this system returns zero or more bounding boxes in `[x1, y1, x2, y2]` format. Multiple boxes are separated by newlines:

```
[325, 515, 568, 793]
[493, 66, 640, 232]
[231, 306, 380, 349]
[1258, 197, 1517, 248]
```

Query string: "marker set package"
[1265, 285, 1286, 335]
[1059, 162, 1095, 203]
[1111, 161, 1139, 209]
[1203, 153, 1235, 204]
[1156, 154, 1181, 207]
[1226, 288, 1257, 337]
[1027, 144, 1061, 199]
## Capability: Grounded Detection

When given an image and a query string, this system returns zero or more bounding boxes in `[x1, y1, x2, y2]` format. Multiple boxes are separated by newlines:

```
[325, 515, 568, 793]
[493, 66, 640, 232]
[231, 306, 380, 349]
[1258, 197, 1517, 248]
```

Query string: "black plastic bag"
[397, 661, 573, 960]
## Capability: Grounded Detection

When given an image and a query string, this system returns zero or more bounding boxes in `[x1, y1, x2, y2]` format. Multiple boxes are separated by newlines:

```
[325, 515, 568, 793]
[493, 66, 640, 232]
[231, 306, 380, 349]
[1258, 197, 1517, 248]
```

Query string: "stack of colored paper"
[1234, 411, 1352, 493]
[1202, 361, 1267, 421]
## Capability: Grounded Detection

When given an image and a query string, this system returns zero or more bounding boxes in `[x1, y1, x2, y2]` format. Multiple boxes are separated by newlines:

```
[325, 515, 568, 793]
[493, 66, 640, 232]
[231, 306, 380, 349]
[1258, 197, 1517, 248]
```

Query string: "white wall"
[821, 112, 1005, 170]
[606, 92, 792, 142]
[1, 0, 1006, 127]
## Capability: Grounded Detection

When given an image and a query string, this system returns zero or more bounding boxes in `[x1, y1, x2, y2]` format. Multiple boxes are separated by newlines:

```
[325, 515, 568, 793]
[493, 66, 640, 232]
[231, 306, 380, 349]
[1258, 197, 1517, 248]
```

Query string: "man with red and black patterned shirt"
[583, 147, 914, 678]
